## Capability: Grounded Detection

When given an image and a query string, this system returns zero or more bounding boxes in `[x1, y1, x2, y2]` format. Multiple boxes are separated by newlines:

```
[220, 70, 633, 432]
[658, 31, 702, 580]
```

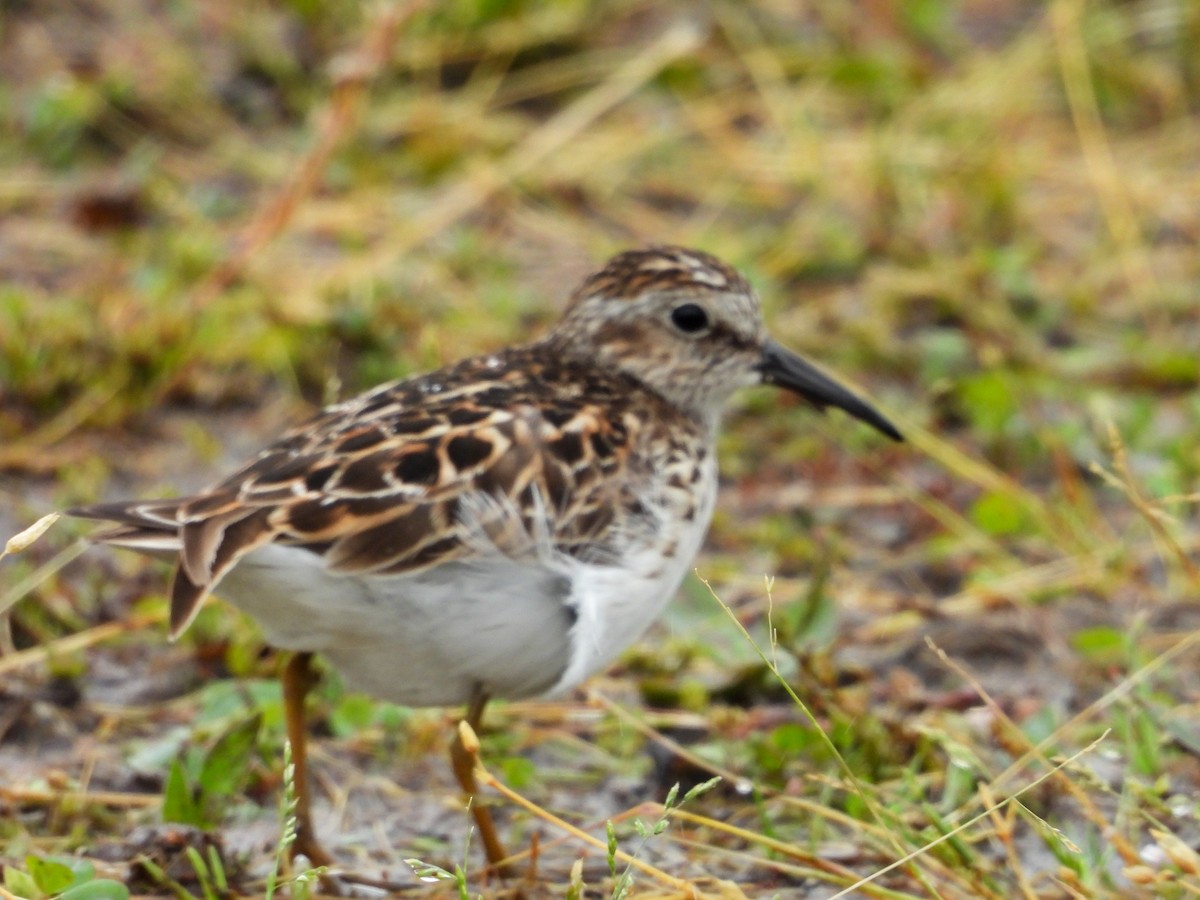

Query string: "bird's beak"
[758, 339, 902, 441]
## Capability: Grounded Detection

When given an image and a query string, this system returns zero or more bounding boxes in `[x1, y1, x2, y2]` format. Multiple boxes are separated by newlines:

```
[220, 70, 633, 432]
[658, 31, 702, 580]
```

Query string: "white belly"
[549, 474, 717, 695]
[212, 461, 718, 708]
[216, 547, 574, 705]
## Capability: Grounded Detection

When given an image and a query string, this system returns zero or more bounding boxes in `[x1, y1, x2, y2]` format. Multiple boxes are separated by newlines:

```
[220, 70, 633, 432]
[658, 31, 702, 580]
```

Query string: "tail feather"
[68, 497, 274, 639]
[68, 499, 185, 531]
[169, 564, 208, 639]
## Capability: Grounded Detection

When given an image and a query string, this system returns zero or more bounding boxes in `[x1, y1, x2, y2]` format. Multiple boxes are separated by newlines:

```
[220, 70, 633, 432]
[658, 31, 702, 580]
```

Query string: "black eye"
[670, 303, 709, 333]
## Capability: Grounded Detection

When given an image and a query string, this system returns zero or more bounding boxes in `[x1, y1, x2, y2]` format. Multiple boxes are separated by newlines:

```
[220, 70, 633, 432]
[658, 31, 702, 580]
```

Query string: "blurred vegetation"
[2, 0, 1200, 897]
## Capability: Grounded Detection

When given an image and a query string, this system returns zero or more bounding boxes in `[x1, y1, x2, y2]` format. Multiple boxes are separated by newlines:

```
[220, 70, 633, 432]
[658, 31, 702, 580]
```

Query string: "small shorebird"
[70, 246, 900, 869]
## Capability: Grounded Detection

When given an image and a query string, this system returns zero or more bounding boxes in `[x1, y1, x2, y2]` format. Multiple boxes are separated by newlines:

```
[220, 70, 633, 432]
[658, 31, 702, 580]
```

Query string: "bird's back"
[70, 341, 709, 641]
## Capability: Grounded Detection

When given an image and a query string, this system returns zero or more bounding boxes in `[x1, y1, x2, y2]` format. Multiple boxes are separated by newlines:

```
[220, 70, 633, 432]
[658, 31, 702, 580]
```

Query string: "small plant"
[565, 859, 586, 900]
[607, 778, 721, 900]
[162, 712, 263, 829]
[264, 740, 326, 900]
[403, 805, 476, 900]
[403, 858, 472, 900]
[134, 853, 221, 900]
[3, 854, 129, 900]
[182, 845, 228, 900]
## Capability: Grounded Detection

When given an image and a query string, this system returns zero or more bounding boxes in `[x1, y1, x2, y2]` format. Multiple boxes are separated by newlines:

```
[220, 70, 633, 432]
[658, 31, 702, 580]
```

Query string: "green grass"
[3, 0, 1200, 896]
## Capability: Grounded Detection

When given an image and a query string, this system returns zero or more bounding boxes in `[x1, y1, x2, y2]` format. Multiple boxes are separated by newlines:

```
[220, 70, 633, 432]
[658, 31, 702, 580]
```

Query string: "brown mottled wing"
[70, 347, 651, 638]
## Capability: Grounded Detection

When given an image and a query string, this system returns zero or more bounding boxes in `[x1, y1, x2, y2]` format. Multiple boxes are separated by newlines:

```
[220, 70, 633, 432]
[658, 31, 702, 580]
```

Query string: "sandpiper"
[70, 245, 901, 869]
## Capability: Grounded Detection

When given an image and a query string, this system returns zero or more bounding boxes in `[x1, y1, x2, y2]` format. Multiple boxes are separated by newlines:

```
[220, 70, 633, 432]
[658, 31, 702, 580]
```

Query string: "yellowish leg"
[282, 652, 335, 868]
[449, 692, 511, 871]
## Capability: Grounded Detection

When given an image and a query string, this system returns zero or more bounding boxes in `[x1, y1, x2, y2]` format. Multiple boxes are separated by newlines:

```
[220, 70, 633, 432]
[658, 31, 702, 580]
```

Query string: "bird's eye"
[670, 303, 710, 334]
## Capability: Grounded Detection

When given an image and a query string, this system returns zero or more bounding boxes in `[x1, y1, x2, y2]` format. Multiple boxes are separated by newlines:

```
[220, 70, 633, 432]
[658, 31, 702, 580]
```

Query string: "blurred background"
[2, 0, 1199, 896]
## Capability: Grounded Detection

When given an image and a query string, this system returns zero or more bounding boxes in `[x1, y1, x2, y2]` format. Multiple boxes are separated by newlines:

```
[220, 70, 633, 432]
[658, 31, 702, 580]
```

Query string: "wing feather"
[68, 346, 681, 636]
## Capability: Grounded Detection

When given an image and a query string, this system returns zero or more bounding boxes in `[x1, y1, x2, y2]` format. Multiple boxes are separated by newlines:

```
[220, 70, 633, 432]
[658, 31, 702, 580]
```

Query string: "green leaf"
[5, 866, 42, 900]
[162, 757, 203, 826]
[328, 694, 375, 738]
[58, 881, 130, 900]
[183, 847, 214, 900]
[959, 370, 1019, 437]
[1070, 626, 1125, 663]
[26, 855, 76, 896]
[206, 845, 227, 893]
[498, 755, 535, 789]
[969, 491, 1028, 537]
[198, 712, 262, 799]
[42, 857, 94, 891]
[769, 721, 822, 756]
[194, 680, 266, 726]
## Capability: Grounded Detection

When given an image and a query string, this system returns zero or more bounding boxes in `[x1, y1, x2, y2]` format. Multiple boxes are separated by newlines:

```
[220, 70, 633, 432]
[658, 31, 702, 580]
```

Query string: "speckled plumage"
[70, 245, 900, 707]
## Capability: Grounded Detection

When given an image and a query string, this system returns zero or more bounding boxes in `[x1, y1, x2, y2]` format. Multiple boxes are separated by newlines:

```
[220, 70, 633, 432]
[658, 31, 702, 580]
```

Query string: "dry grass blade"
[830, 733, 1113, 899]
[0, 381, 129, 471]
[1, 540, 82, 622]
[977, 782, 1038, 900]
[1089, 422, 1200, 585]
[2, 515, 70, 655]
[460, 720, 698, 895]
[1049, 0, 1161, 330]
[187, 0, 430, 314]
[703, 576, 964, 898]
[665, 809, 915, 899]
[986, 622, 1200, 805]
[324, 19, 703, 292]
[899, 421, 1090, 556]
[0, 613, 163, 676]
[0, 785, 160, 809]
[925, 636, 1139, 866]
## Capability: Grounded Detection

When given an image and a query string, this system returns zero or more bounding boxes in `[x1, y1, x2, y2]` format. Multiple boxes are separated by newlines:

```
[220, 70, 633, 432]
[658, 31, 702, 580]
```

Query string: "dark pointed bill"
[759, 339, 902, 441]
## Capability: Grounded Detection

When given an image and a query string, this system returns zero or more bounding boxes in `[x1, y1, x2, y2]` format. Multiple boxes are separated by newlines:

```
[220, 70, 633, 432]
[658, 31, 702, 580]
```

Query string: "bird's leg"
[282, 652, 335, 868]
[449, 690, 511, 871]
